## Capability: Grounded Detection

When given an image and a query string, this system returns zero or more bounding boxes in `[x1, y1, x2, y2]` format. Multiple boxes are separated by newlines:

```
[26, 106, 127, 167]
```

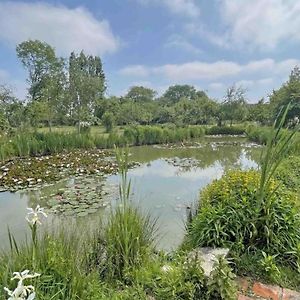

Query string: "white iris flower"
[4, 270, 40, 300]
[26, 205, 47, 225]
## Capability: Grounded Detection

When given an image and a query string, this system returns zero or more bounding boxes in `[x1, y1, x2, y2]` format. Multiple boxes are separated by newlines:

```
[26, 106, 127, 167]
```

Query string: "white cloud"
[164, 34, 202, 54]
[209, 82, 225, 90]
[219, 0, 300, 50]
[154, 61, 241, 80]
[185, 23, 230, 48]
[0, 2, 120, 56]
[136, 0, 200, 18]
[257, 78, 273, 85]
[235, 80, 254, 88]
[120, 58, 300, 81]
[119, 65, 150, 77]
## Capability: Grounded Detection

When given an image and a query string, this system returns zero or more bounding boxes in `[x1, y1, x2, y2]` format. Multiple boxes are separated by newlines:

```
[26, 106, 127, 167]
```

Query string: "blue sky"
[0, 0, 299, 103]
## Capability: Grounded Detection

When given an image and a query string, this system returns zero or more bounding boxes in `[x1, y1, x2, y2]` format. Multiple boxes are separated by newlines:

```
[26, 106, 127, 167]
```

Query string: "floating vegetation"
[165, 157, 200, 170]
[0, 149, 137, 192]
[44, 176, 119, 217]
[153, 140, 261, 150]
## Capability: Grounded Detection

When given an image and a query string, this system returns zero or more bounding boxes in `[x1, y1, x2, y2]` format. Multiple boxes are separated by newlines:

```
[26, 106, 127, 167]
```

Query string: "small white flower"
[161, 265, 173, 272]
[26, 205, 47, 225]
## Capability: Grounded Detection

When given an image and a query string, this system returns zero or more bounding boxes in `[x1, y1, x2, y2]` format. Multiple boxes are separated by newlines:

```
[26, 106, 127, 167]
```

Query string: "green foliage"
[276, 156, 300, 192]
[205, 126, 245, 135]
[124, 125, 205, 146]
[222, 85, 248, 125]
[69, 51, 106, 128]
[162, 85, 199, 104]
[270, 66, 300, 124]
[103, 147, 157, 280]
[207, 256, 237, 300]
[259, 251, 280, 282]
[126, 86, 157, 102]
[102, 111, 115, 132]
[104, 205, 157, 280]
[187, 107, 300, 287]
[188, 170, 300, 266]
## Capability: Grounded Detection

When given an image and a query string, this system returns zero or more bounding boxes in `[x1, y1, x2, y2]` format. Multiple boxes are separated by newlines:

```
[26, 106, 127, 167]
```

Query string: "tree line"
[0, 39, 299, 133]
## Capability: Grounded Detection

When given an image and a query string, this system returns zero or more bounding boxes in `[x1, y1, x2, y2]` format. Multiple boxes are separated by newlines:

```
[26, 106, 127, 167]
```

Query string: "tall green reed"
[103, 147, 157, 281]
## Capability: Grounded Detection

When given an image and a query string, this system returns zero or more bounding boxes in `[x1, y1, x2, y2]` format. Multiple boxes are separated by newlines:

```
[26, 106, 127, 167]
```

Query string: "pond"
[0, 136, 261, 251]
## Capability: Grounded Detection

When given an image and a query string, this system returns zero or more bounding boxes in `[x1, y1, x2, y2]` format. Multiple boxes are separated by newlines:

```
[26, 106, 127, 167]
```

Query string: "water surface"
[0, 137, 260, 250]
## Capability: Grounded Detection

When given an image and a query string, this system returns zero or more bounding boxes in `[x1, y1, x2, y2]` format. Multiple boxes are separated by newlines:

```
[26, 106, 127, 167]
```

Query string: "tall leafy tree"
[270, 66, 300, 123]
[162, 85, 198, 104]
[126, 86, 156, 102]
[16, 40, 65, 130]
[223, 85, 248, 126]
[68, 51, 106, 132]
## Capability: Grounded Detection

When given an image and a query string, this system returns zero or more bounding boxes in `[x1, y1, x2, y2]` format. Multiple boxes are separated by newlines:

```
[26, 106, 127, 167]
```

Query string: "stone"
[252, 282, 281, 300]
[236, 277, 251, 293]
[282, 288, 300, 300]
[187, 247, 229, 277]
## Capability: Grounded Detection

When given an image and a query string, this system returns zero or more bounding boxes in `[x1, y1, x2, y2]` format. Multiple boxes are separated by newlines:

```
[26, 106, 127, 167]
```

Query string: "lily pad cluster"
[0, 149, 122, 192]
[165, 157, 200, 170]
[33, 176, 119, 217]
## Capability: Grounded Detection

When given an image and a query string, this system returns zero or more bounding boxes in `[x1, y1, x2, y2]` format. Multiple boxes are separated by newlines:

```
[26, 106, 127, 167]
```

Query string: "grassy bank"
[0, 124, 248, 161]
[246, 125, 300, 154]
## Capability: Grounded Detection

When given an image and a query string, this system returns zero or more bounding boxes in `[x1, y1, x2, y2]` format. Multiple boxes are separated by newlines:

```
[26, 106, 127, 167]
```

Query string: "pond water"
[0, 137, 261, 251]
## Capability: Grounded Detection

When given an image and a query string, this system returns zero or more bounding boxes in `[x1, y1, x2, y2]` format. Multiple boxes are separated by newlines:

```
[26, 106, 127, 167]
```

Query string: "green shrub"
[276, 156, 300, 192]
[102, 112, 115, 133]
[187, 170, 300, 277]
[206, 126, 245, 136]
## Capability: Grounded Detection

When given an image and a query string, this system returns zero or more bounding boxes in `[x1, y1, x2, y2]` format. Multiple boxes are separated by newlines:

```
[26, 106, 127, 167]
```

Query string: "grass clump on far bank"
[205, 125, 246, 136]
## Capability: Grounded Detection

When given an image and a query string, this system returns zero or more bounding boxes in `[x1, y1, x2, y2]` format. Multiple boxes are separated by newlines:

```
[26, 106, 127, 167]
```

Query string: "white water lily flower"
[26, 205, 47, 225]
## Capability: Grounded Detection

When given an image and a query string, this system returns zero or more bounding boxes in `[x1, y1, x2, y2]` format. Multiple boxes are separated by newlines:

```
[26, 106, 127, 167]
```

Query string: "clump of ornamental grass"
[102, 147, 157, 281]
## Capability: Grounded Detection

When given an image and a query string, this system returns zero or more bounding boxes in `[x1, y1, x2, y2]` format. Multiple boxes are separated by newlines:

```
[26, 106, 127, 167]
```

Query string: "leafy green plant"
[207, 256, 237, 300]
[260, 251, 280, 283]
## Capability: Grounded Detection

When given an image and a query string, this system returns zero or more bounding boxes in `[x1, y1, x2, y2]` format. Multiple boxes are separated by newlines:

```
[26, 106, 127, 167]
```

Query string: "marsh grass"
[0, 221, 105, 300]
[102, 147, 157, 281]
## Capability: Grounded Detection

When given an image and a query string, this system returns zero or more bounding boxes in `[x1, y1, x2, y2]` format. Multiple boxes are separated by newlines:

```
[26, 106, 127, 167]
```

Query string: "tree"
[16, 40, 60, 101]
[126, 86, 156, 102]
[269, 66, 300, 123]
[248, 99, 271, 125]
[25, 100, 49, 127]
[68, 51, 106, 132]
[0, 85, 25, 130]
[102, 111, 115, 132]
[16, 40, 65, 130]
[223, 85, 248, 126]
[162, 85, 198, 104]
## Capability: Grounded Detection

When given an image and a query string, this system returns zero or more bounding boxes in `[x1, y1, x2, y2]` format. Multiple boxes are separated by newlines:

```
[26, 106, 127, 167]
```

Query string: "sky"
[0, 0, 300, 103]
